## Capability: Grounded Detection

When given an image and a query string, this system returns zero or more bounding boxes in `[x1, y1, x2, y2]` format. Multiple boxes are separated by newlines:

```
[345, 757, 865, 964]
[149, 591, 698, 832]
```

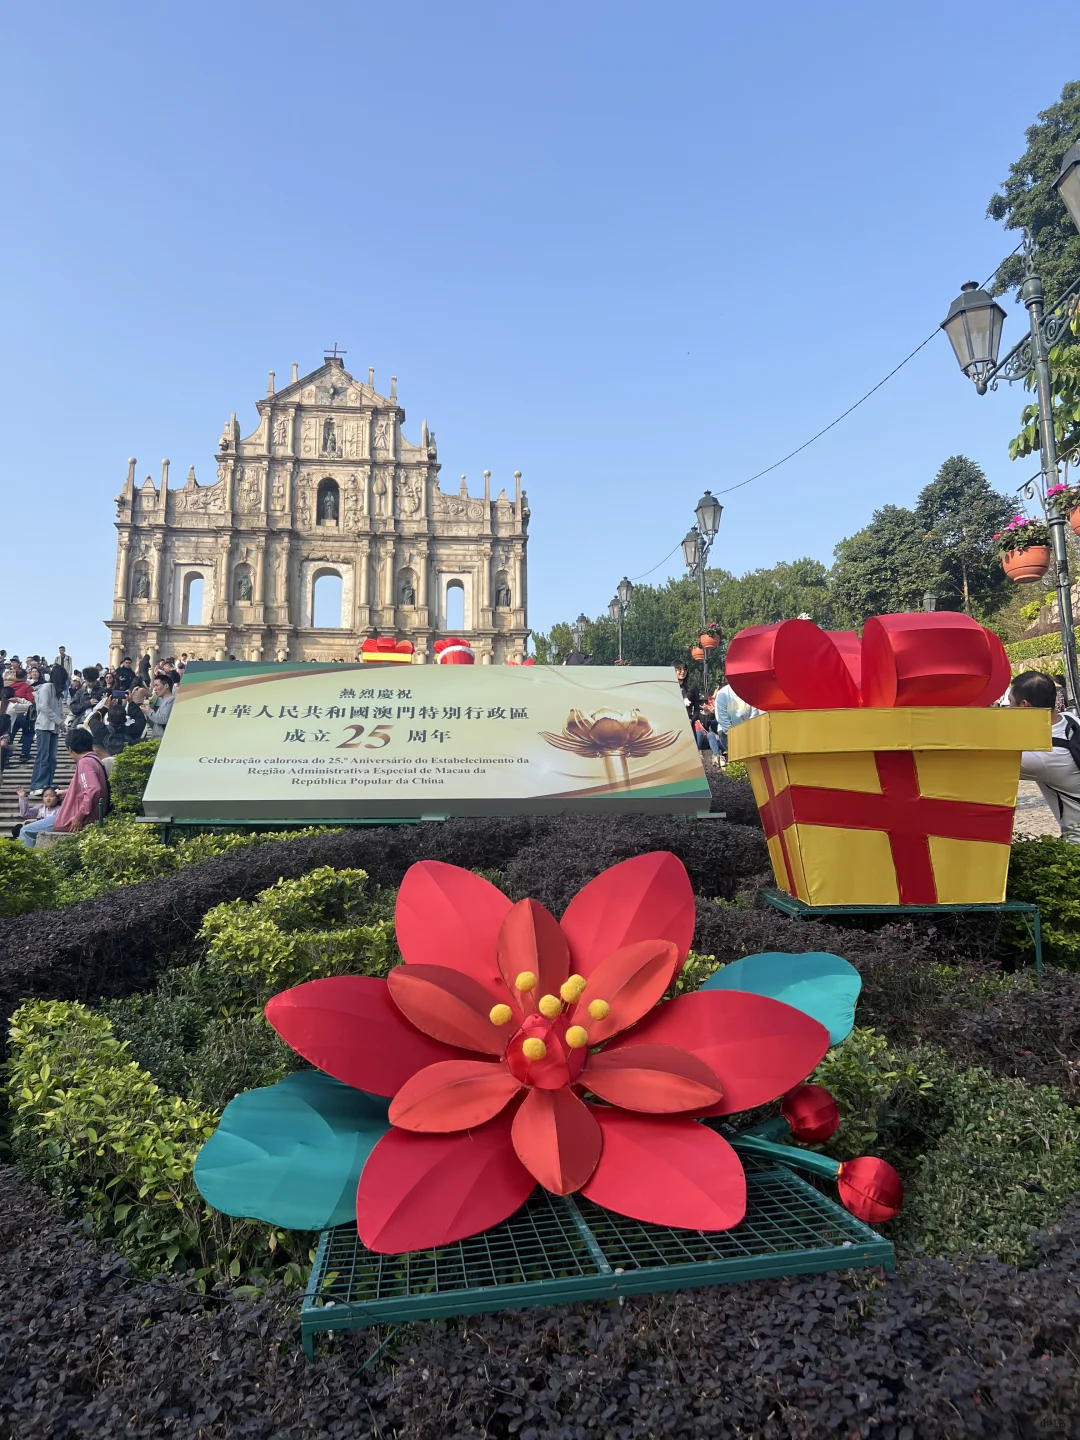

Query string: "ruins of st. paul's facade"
[106, 353, 530, 665]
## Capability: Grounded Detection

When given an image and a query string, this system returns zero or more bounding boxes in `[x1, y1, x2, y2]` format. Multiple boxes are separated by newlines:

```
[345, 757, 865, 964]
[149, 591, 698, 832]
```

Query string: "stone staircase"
[0, 736, 78, 839]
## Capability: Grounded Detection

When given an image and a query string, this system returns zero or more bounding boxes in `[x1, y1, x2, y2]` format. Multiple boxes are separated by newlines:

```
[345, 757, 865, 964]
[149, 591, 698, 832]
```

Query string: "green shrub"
[200, 865, 397, 1003]
[814, 1026, 935, 1159]
[109, 739, 160, 813]
[1003, 628, 1079, 662]
[104, 986, 302, 1110]
[5, 1000, 310, 1287]
[46, 816, 341, 906]
[815, 1028, 1080, 1263]
[723, 760, 748, 782]
[674, 949, 721, 994]
[1006, 836, 1080, 969]
[0, 838, 59, 916]
[896, 1064, 1080, 1265]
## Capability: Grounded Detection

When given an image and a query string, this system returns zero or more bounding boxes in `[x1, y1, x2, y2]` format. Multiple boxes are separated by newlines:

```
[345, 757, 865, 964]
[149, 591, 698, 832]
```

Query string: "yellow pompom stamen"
[559, 978, 585, 1003]
[489, 1004, 513, 1026]
[514, 970, 537, 992]
[587, 998, 610, 1021]
[538, 993, 562, 1018]
[521, 1037, 547, 1061]
[565, 1025, 590, 1049]
[568, 974, 586, 991]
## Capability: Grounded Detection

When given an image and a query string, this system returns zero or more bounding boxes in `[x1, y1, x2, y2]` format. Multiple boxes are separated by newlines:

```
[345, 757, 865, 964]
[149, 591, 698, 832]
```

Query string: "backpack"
[1046, 714, 1080, 820]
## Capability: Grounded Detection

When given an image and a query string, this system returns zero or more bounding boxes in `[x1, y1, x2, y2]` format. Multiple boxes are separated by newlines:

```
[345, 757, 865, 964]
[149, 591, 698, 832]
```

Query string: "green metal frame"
[761, 888, 1043, 973]
[299, 1159, 894, 1360]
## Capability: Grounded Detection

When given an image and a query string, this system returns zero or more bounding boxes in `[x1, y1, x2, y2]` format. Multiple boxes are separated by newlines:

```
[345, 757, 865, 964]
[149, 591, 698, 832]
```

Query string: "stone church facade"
[106, 353, 530, 666]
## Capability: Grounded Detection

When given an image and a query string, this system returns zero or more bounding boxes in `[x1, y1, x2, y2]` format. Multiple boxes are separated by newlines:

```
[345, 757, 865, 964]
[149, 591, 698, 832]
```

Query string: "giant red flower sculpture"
[262, 853, 836, 1254]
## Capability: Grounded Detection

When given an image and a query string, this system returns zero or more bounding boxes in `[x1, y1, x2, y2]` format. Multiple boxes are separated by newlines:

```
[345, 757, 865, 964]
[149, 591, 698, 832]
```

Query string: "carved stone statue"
[236, 570, 253, 603]
[322, 418, 337, 455]
[495, 581, 512, 608]
[319, 486, 339, 522]
[132, 566, 150, 600]
[400, 578, 416, 606]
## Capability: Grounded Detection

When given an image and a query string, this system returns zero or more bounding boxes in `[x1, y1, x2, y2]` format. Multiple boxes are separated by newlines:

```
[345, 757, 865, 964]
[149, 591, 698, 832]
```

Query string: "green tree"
[831, 505, 933, 625]
[914, 455, 1014, 615]
[988, 83, 1080, 467]
[988, 80, 1080, 305]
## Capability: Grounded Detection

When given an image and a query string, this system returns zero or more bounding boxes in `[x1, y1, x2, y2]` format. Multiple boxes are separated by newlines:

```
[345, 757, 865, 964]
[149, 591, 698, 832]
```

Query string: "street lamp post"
[682, 490, 723, 691]
[941, 141, 1080, 709]
[608, 576, 635, 662]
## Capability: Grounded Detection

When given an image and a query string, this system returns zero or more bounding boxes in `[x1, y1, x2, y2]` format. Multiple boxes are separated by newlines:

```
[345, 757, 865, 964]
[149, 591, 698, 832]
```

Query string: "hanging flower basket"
[700, 633, 720, 650]
[994, 516, 1051, 582]
[1046, 482, 1080, 536]
[1002, 547, 1052, 582]
[691, 646, 705, 662]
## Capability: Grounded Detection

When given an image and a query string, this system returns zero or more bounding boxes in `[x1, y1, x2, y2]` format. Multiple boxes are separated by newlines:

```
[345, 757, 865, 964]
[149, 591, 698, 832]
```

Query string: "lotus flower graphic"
[540, 708, 678, 788]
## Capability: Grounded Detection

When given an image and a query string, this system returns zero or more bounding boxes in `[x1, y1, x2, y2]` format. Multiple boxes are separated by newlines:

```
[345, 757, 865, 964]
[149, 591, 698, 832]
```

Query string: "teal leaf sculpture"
[699, 951, 861, 1046]
[194, 1070, 390, 1230]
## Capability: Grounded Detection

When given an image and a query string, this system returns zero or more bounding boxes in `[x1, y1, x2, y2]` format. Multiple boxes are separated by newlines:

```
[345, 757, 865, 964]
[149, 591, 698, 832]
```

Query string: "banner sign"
[141, 662, 710, 821]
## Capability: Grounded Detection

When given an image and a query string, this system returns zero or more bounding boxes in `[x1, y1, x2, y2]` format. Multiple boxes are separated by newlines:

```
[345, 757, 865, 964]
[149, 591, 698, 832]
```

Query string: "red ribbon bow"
[725, 613, 1011, 710]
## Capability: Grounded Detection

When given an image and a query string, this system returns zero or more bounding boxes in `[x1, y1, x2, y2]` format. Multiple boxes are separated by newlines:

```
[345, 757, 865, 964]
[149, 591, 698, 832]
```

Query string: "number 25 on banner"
[338, 724, 393, 749]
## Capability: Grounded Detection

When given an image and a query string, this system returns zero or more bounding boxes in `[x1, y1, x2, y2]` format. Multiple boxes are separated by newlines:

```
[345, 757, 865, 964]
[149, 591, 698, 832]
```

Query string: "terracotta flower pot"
[1002, 546, 1051, 583]
[691, 646, 705, 662]
[700, 634, 720, 650]
[1070, 506, 1080, 538]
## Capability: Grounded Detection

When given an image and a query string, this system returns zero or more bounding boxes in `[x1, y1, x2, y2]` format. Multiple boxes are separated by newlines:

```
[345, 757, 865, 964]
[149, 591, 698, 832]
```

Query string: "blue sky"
[1, 2, 1075, 667]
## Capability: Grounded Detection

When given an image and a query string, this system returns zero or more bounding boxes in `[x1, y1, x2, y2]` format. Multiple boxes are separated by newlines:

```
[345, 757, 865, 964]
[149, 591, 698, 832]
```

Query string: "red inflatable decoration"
[836, 1155, 904, 1224]
[433, 637, 475, 664]
[724, 612, 1011, 711]
[780, 1083, 840, 1143]
[265, 853, 845, 1253]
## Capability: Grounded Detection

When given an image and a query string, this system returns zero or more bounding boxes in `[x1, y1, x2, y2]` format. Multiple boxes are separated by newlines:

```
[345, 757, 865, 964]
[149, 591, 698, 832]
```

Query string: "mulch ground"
[2, 1165, 1078, 1440]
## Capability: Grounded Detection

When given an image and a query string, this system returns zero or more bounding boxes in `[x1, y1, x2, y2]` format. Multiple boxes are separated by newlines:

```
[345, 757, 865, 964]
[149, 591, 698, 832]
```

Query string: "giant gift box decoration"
[725, 613, 1051, 907]
[194, 854, 902, 1252]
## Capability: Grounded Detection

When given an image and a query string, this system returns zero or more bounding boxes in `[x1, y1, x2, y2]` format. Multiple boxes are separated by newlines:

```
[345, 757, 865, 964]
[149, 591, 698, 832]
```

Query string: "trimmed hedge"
[6, 1000, 309, 1287]
[1, 1161, 1078, 1438]
[1004, 627, 1077, 662]
[0, 813, 768, 1021]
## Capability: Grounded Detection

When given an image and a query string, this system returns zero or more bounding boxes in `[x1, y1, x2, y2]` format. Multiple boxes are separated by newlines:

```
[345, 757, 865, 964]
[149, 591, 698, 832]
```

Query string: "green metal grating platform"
[300, 1161, 894, 1358]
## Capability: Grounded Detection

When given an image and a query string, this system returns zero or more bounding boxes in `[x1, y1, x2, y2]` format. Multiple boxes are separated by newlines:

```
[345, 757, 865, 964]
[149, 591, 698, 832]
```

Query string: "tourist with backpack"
[1009, 670, 1080, 841]
[19, 729, 110, 847]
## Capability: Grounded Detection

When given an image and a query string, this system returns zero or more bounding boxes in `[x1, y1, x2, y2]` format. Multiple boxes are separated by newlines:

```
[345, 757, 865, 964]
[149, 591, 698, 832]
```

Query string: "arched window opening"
[183, 574, 204, 625]
[234, 563, 253, 603]
[131, 560, 151, 601]
[312, 570, 343, 628]
[398, 568, 417, 607]
[494, 570, 512, 608]
[316, 478, 340, 524]
[445, 579, 465, 632]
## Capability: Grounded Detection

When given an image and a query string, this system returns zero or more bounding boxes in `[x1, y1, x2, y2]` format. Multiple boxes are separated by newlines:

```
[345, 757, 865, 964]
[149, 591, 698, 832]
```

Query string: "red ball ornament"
[836, 1156, 903, 1224]
[781, 1083, 840, 1143]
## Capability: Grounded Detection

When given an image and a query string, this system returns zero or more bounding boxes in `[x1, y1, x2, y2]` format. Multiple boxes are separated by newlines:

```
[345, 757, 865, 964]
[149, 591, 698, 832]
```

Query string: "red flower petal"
[396, 860, 512, 1003]
[387, 964, 507, 1055]
[607, 991, 830, 1115]
[580, 1109, 746, 1230]
[388, 1060, 522, 1133]
[559, 852, 695, 979]
[511, 1086, 602, 1194]
[265, 976, 466, 1097]
[356, 1109, 535, 1253]
[569, 940, 680, 1044]
[497, 899, 570, 1016]
[584, 1043, 723, 1113]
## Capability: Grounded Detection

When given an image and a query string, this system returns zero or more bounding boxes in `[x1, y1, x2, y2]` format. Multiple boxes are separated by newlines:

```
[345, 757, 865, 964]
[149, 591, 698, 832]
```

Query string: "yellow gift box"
[728, 708, 1051, 906]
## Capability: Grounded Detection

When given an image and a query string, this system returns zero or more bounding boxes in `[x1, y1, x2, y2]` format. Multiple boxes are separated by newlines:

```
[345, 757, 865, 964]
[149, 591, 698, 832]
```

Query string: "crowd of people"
[0, 648, 184, 847]
[675, 661, 761, 768]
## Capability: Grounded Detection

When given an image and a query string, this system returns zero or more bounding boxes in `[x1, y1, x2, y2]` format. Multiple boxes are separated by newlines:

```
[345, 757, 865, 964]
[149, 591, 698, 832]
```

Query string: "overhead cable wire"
[625, 244, 1024, 582]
